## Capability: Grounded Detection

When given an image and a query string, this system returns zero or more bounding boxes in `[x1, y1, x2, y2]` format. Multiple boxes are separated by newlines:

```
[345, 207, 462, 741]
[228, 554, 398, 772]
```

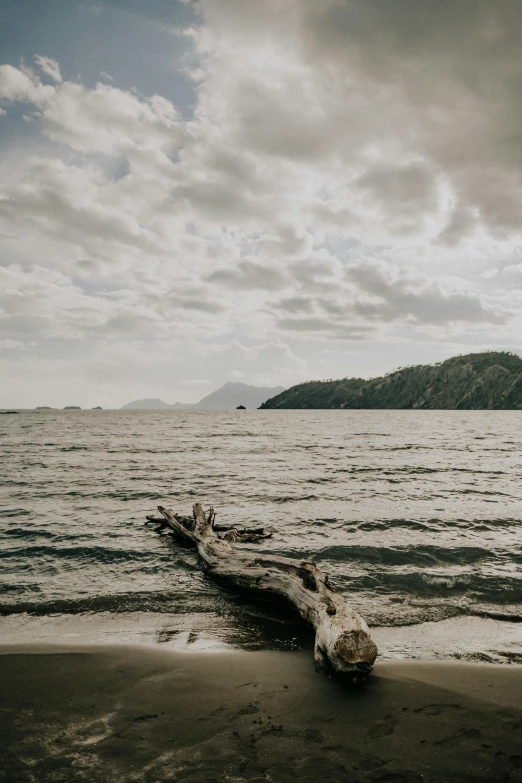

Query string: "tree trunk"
[146, 503, 378, 682]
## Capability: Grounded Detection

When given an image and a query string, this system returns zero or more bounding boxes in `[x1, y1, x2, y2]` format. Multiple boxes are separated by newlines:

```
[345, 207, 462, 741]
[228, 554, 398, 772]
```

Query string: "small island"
[236, 404, 246, 410]
[64, 406, 81, 410]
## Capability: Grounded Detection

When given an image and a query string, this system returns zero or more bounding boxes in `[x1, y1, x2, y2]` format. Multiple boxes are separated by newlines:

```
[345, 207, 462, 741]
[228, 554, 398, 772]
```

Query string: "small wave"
[333, 570, 522, 603]
[4, 527, 56, 540]
[367, 603, 464, 627]
[469, 608, 522, 623]
[336, 466, 443, 475]
[457, 489, 512, 496]
[353, 517, 521, 532]
[387, 445, 424, 450]
[316, 544, 496, 567]
[271, 494, 319, 503]
[355, 519, 433, 532]
[1, 583, 41, 594]
[27, 489, 167, 501]
[0, 590, 223, 617]
[0, 544, 193, 565]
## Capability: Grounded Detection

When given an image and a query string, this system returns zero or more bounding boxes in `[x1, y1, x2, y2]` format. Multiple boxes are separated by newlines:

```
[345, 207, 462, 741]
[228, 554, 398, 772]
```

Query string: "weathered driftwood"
[145, 514, 271, 543]
[146, 503, 378, 681]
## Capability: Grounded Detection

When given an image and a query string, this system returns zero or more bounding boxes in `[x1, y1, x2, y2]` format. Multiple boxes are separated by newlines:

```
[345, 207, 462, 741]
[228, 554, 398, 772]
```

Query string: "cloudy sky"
[1, 0, 522, 408]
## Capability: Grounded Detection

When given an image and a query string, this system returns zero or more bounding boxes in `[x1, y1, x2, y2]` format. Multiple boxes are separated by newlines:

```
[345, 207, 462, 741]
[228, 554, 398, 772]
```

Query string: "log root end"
[314, 629, 378, 683]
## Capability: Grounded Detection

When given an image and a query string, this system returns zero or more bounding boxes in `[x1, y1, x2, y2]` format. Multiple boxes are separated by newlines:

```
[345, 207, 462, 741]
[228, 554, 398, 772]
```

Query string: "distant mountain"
[122, 383, 285, 411]
[259, 352, 522, 410]
[121, 398, 172, 410]
[193, 382, 285, 410]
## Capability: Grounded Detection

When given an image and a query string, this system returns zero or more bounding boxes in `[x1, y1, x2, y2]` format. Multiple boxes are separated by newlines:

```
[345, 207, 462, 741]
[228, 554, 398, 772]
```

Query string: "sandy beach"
[1, 645, 521, 783]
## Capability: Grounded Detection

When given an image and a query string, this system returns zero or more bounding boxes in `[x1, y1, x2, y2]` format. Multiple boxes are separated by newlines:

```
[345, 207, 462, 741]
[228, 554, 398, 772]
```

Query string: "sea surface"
[1, 409, 522, 663]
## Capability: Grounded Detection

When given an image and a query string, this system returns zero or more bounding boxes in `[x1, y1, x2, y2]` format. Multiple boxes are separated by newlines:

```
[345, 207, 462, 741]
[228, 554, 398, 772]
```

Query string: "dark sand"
[1, 645, 521, 782]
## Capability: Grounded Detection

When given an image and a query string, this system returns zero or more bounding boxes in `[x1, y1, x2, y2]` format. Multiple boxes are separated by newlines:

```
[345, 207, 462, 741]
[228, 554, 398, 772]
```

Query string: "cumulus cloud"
[34, 55, 62, 83]
[42, 84, 180, 162]
[0, 63, 54, 104]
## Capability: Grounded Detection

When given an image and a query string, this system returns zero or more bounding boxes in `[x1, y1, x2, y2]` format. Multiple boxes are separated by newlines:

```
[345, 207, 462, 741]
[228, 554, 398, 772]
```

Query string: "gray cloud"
[171, 297, 225, 314]
[162, 285, 226, 314]
[299, 0, 522, 237]
[270, 256, 505, 338]
[348, 261, 507, 325]
[237, 82, 332, 162]
[436, 205, 478, 247]
[208, 260, 288, 291]
[196, 0, 522, 240]
[277, 315, 370, 337]
[355, 162, 438, 234]
[289, 258, 339, 287]
[274, 296, 314, 314]
[172, 181, 259, 222]
[309, 203, 359, 229]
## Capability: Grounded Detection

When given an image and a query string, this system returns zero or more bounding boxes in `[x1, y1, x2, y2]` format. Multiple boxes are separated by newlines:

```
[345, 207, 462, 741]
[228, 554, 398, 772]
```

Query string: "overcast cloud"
[1, 0, 521, 407]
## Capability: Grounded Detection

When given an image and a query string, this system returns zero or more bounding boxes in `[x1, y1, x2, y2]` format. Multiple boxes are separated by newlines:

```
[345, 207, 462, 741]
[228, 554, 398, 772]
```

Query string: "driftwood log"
[145, 503, 378, 682]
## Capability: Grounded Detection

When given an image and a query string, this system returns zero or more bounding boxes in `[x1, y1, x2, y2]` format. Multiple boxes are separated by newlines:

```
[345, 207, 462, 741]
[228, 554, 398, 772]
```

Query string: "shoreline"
[1, 610, 521, 665]
[2, 644, 521, 782]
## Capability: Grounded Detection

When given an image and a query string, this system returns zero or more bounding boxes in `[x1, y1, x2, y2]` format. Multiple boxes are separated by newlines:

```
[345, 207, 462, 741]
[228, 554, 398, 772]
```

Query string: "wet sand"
[1, 644, 521, 782]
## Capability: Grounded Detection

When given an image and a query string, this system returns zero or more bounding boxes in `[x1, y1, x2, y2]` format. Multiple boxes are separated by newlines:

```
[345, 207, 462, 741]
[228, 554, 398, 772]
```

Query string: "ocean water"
[1, 409, 522, 663]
